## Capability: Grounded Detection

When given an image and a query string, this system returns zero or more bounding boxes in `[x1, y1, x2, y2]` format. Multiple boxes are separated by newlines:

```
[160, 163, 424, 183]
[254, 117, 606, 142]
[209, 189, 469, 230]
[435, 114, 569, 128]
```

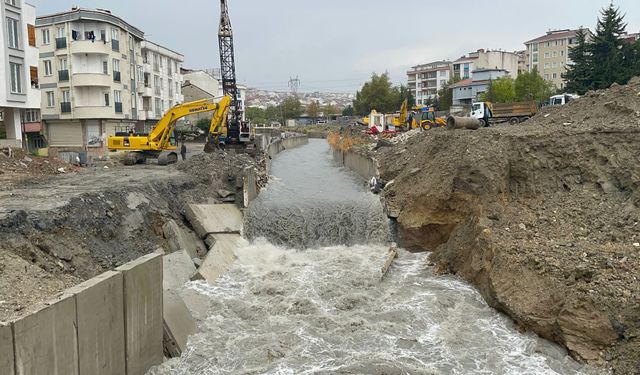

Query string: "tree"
[563, 28, 593, 94]
[342, 105, 354, 116]
[515, 67, 555, 103]
[322, 104, 338, 116]
[245, 107, 267, 124]
[486, 76, 516, 103]
[352, 72, 399, 115]
[590, 4, 629, 89]
[437, 76, 460, 111]
[306, 101, 320, 118]
[278, 96, 303, 121]
[195, 117, 211, 132]
[398, 84, 415, 108]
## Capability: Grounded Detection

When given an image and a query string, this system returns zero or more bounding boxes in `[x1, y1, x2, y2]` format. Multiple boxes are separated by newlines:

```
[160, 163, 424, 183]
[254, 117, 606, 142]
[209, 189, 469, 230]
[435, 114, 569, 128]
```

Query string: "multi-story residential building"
[406, 61, 451, 106]
[0, 0, 40, 148]
[139, 40, 184, 131]
[181, 68, 220, 123]
[452, 49, 520, 80]
[36, 7, 144, 156]
[451, 69, 508, 106]
[524, 29, 588, 90]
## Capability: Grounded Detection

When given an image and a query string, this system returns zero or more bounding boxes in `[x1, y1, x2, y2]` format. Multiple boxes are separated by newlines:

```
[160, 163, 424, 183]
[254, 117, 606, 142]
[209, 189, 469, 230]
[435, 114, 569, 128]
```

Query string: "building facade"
[524, 29, 586, 89]
[451, 69, 508, 106]
[36, 8, 144, 156]
[0, 0, 40, 148]
[406, 61, 451, 105]
[452, 49, 520, 80]
[181, 69, 220, 124]
[138, 40, 184, 131]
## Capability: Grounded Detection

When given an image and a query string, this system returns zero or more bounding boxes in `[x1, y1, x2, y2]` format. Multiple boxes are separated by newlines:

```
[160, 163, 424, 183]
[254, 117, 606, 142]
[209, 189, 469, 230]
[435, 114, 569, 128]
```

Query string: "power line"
[288, 76, 300, 96]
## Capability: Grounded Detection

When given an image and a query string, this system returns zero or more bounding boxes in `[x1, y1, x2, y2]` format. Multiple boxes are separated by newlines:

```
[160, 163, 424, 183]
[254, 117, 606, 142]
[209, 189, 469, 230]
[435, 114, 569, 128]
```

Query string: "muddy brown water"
[150, 139, 604, 375]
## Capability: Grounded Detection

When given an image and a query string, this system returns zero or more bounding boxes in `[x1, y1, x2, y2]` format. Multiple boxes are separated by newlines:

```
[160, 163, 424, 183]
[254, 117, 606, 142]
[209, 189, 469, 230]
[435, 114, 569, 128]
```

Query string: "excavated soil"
[371, 78, 640, 374]
[0, 150, 256, 321]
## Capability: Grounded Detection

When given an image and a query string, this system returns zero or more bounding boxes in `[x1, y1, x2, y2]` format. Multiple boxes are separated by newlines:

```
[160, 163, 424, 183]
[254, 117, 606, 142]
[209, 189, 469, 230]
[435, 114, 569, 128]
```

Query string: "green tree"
[563, 28, 593, 94]
[264, 105, 280, 122]
[245, 107, 267, 124]
[436, 76, 460, 111]
[398, 84, 415, 108]
[515, 67, 555, 103]
[342, 105, 354, 116]
[278, 96, 303, 121]
[195, 117, 211, 132]
[352, 72, 398, 115]
[322, 104, 338, 116]
[306, 101, 320, 118]
[590, 4, 629, 89]
[486, 76, 516, 103]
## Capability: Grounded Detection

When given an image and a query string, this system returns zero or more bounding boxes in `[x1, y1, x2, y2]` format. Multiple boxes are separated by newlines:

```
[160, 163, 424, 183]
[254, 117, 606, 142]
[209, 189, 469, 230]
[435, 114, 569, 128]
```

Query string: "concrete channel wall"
[2, 253, 162, 375]
[333, 148, 378, 180]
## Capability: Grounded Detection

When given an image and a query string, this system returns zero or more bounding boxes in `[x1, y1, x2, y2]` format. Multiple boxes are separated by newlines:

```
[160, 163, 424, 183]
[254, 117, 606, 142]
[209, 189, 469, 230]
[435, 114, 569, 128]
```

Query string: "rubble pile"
[0, 147, 79, 179]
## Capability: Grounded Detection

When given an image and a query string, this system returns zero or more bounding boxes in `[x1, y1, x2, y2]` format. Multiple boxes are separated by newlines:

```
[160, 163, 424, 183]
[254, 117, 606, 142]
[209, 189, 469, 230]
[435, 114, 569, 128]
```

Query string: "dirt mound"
[0, 147, 80, 182]
[374, 78, 640, 374]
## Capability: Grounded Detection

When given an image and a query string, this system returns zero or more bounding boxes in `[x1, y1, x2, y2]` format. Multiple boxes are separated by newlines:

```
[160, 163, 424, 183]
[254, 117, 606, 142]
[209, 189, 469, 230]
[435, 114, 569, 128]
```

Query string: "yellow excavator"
[410, 105, 446, 130]
[108, 96, 231, 165]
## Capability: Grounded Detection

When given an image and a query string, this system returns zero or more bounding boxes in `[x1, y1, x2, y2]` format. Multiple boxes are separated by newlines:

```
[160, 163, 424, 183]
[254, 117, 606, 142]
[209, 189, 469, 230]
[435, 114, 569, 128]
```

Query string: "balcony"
[142, 86, 153, 97]
[111, 39, 120, 52]
[115, 102, 123, 113]
[154, 87, 161, 96]
[74, 73, 111, 87]
[56, 37, 67, 49]
[60, 102, 71, 113]
[113, 71, 121, 83]
[73, 106, 116, 119]
[58, 70, 69, 82]
[69, 39, 110, 55]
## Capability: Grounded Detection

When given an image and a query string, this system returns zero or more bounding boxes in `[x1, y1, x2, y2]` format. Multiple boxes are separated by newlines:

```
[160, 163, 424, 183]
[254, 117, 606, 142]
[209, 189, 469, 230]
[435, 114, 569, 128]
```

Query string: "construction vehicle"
[409, 105, 446, 130]
[471, 101, 537, 126]
[549, 93, 579, 106]
[390, 99, 408, 128]
[108, 97, 231, 165]
[205, 0, 251, 152]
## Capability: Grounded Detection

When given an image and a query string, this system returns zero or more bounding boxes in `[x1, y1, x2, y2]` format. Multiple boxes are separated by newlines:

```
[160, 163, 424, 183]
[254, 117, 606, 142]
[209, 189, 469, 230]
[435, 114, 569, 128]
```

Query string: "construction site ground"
[333, 78, 640, 374]
[0, 142, 258, 321]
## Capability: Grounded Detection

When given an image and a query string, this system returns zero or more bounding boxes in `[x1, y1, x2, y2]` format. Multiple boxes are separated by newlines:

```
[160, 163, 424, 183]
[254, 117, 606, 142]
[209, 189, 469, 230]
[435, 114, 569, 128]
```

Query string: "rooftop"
[524, 29, 584, 44]
[36, 7, 144, 39]
[450, 79, 491, 88]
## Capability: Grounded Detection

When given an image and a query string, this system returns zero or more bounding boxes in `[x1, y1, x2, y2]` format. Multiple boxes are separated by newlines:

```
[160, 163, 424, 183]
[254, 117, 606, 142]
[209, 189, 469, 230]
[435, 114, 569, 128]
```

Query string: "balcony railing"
[56, 37, 67, 49]
[111, 39, 120, 52]
[58, 70, 69, 81]
[154, 87, 161, 95]
[115, 102, 123, 113]
[113, 71, 121, 82]
[60, 102, 71, 113]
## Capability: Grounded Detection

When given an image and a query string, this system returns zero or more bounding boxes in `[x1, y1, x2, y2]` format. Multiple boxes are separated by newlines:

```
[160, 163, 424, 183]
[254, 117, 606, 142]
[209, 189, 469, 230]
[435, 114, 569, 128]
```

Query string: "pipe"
[446, 116, 481, 130]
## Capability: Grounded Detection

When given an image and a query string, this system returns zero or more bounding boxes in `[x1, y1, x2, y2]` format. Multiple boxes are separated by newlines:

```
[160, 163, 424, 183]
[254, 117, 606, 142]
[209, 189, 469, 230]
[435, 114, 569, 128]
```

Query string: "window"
[544, 63, 550, 69]
[544, 74, 550, 80]
[57, 26, 65, 38]
[5, 0, 18, 5]
[44, 60, 52, 76]
[131, 93, 136, 110]
[111, 28, 119, 41]
[155, 97, 162, 116]
[27, 24, 35, 46]
[103, 60, 108, 74]
[559, 40, 564, 46]
[175, 82, 179, 97]
[24, 109, 38, 122]
[10, 62, 22, 93]
[552, 73, 557, 79]
[545, 42, 550, 47]
[62, 90, 70, 102]
[137, 65, 144, 82]
[7, 17, 19, 49]
[168, 79, 173, 96]
[41, 29, 50, 45]
[104, 93, 110, 106]
[532, 53, 538, 63]
[113, 59, 120, 71]
[552, 62, 558, 68]
[544, 52, 550, 58]
[128, 35, 133, 50]
[560, 50, 565, 57]
[160, 56, 163, 68]
[46, 91, 55, 107]
[552, 51, 557, 57]
[532, 44, 538, 52]
[100, 29, 106, 41]
[61, 90, 71, 112]
[114, 90, 121, 102]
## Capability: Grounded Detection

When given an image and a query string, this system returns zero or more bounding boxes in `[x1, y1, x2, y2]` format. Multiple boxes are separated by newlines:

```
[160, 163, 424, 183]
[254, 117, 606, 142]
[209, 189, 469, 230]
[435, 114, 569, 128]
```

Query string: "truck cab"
[470, 102, 492, 122]
[549, 94, 579, 106]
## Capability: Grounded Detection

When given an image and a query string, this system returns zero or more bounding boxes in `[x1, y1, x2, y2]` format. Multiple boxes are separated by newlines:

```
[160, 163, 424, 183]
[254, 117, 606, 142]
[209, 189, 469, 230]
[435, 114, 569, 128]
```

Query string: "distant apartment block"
[181, 67, 246, 122]
[452, 49, 520, 80]
[0, 0, 40, 148]
[451, 69, 508, 106]
[524, 29, 588, 89]
[406, 61, 451, 106]
[36, 7, 184, 156]
[139, 40, 184, 131]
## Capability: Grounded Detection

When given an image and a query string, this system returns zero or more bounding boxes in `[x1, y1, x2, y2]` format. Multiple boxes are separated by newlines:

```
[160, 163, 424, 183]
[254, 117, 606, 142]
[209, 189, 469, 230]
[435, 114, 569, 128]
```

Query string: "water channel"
[151, 139, 602, 375]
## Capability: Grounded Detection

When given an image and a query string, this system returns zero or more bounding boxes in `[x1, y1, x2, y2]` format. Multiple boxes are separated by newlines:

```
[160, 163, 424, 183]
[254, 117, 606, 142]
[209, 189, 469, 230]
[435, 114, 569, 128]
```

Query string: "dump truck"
[471, 101, 538, 126]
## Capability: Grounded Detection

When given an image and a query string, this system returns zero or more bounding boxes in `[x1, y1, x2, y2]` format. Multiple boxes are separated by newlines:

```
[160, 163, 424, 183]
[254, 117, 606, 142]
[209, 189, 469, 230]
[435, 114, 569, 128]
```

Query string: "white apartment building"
[36, 7, 145, 156]
[0, 0, 40, 148]
[452, 49, 520, 80]
[406, 61, 451, 105]
[139, 40, 184, 131]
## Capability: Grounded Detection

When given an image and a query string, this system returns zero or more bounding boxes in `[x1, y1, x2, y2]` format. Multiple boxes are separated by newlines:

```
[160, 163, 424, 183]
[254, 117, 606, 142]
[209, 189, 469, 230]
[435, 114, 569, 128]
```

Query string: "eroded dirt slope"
[375, 78, 640, 374]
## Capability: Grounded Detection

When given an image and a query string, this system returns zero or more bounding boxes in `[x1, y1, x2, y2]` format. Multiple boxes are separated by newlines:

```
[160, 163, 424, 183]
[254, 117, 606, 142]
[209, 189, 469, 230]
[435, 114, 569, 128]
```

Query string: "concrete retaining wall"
[2, 253, 163, 375]
[333, 148, 378, 180]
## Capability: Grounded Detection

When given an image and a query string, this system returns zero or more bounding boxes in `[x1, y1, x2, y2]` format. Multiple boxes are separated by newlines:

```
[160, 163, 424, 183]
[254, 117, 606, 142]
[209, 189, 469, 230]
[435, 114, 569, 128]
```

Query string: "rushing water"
[150, 139, 603, 375]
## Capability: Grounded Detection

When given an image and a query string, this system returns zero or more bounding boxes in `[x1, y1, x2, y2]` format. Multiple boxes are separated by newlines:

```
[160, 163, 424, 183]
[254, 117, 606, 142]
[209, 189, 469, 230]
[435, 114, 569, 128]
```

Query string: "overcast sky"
[29, 0, 640, 93]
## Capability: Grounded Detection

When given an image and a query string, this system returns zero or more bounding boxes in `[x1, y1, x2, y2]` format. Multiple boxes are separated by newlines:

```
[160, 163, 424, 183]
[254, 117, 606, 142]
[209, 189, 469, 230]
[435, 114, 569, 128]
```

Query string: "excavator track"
[157, 151, 178, 166]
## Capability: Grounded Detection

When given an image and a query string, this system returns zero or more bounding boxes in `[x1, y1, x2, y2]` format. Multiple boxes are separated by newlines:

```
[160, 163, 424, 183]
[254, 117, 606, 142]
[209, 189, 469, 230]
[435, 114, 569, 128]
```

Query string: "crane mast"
[218, 0, 241, 143]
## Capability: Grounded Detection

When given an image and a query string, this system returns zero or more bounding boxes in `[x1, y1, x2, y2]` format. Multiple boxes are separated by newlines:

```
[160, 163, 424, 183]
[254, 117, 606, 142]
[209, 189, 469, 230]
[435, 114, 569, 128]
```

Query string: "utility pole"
[288, 76, 300, 97]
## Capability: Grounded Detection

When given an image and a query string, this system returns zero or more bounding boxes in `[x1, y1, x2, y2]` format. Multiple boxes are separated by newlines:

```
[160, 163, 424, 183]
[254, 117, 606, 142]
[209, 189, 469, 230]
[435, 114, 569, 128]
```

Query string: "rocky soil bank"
[371, 79, 640, 374]
[0, 150, 257, 321]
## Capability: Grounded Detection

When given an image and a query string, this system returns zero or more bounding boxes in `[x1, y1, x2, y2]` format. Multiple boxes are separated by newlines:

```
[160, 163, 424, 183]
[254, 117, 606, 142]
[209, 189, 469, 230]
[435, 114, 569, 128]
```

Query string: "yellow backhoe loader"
[108, 96, 231, 165]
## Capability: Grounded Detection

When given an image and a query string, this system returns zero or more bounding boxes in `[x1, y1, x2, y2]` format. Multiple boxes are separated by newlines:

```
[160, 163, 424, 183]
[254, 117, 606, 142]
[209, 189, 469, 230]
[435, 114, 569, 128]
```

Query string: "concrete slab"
[193, 233, 240, 283]
[180, 288, 211, 321]
[185, 204, 243, 238]
[68, 270, 125, 375]
[163, 249, 196, 291]
[162, 219, 200, 259]
[243, 166, 258, 208]
[12, 293, 78, 375]
[163, 290, 195, 358]
[0, 322, 14, 375]
[116, 253, 163, 375]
